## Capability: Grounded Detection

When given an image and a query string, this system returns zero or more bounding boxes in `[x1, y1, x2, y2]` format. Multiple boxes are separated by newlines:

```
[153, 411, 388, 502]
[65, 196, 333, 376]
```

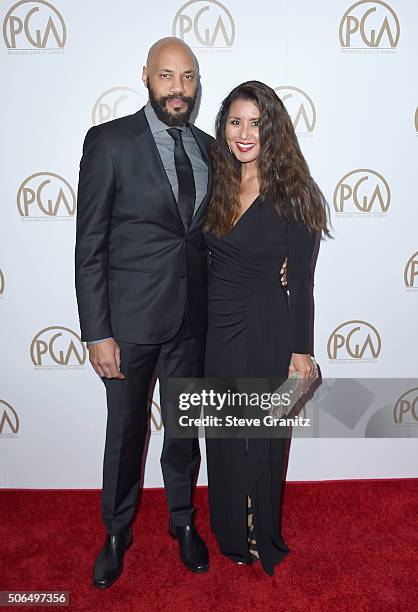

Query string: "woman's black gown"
[204, 194, 316, 576]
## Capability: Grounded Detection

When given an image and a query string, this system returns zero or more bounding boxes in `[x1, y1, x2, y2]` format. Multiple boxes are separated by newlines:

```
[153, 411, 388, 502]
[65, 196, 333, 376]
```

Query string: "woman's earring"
[228, 145, 232, 153]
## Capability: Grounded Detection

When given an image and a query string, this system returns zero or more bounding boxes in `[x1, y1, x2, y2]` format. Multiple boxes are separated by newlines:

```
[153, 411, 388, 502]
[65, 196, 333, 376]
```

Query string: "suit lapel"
[132, 109, 184, 230]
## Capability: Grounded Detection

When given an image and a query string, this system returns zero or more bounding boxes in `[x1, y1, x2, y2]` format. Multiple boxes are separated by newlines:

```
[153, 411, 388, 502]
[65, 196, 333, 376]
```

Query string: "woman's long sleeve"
[286, 218, 317, 354]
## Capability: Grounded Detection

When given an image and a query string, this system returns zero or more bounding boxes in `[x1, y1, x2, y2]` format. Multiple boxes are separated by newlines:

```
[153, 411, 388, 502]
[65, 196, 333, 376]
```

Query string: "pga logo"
[173, 0, 235, 48]
[339, 0, 400, 49]
[3, 0, 66, 50]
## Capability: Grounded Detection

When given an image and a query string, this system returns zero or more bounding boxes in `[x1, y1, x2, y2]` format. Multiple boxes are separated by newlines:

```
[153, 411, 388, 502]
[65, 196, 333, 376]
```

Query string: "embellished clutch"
[269, 356, 319, 419]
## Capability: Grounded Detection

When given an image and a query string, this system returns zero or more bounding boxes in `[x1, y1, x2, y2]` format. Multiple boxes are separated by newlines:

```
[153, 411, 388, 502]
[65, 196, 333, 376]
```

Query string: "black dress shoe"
[93, 527, 132, 588]
[169, 520, 209, 573]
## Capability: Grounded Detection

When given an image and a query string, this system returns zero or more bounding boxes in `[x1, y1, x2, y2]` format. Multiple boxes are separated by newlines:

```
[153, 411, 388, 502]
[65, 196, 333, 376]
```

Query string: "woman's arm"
[286, 218, 317, 375]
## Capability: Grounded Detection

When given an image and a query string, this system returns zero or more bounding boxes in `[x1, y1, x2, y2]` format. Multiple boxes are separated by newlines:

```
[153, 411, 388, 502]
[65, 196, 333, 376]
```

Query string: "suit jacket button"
[180, 273, 186, 279]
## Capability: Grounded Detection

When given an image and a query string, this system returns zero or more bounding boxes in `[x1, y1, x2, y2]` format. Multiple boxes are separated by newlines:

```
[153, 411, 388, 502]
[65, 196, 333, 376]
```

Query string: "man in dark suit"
[75, 37, 213, 587]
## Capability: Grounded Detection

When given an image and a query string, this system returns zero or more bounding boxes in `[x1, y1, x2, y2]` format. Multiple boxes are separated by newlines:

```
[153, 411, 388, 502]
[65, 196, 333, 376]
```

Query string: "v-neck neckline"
[231, 194, 260, 232]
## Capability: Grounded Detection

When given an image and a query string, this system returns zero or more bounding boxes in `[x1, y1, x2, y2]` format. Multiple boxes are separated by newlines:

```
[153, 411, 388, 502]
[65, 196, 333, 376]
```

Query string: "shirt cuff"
[87, 337, 113, 346]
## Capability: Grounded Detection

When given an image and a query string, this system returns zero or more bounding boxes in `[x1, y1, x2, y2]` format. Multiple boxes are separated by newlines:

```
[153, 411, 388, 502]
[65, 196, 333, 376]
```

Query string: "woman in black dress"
[203, 81, 330, 575]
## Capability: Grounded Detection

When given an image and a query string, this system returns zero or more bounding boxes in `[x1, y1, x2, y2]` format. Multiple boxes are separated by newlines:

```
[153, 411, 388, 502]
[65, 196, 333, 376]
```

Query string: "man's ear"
[141, 65, 148, 88]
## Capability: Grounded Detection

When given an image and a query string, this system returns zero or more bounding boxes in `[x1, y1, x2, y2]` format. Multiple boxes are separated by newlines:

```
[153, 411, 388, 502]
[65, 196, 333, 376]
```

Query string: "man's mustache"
[161, 94, 193, 104]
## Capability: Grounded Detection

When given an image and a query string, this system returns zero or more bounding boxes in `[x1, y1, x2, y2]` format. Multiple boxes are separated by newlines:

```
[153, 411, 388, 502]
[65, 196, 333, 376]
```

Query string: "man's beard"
[147, 80, 196, 127]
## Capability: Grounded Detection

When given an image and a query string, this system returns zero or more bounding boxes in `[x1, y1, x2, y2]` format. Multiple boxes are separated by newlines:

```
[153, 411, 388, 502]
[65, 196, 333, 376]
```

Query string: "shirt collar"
[144, 101, 188, 135]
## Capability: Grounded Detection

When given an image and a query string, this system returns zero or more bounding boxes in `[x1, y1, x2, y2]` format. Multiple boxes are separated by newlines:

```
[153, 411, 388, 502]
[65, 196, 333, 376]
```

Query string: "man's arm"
[75, 126, 115, 342]
[75, 127, 124, 379]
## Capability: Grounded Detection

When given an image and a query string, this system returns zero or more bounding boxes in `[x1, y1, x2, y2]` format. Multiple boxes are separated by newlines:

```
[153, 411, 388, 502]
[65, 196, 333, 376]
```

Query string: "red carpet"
[1, 480, 417, 611]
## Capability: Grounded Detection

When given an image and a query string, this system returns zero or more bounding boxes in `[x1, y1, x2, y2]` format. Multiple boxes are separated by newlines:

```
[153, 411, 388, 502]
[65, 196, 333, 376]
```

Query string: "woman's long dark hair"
[204, 80, 331, 237]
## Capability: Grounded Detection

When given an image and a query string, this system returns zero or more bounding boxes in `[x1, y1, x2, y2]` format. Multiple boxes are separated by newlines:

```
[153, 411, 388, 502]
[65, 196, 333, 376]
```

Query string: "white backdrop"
[1, 0, 417, 488]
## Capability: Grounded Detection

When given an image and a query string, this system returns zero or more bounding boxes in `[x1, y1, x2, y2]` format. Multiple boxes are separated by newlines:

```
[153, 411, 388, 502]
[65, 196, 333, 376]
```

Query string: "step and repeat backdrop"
[0, 0, 417, 487]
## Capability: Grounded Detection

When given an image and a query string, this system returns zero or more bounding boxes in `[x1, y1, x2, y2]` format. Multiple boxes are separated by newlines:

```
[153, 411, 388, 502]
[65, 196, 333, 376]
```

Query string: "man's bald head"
[146, 37, 198, 73]
[142, 37, 199, 127]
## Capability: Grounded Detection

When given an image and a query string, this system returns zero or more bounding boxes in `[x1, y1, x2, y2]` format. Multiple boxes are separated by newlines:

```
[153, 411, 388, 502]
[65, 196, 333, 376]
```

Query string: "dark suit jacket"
[75, 107, 214, 344]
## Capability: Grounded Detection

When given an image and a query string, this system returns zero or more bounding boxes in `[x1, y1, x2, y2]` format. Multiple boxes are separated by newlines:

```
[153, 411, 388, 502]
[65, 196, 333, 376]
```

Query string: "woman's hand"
[288, 353, 317, 396]
[288, 353, 316, 379]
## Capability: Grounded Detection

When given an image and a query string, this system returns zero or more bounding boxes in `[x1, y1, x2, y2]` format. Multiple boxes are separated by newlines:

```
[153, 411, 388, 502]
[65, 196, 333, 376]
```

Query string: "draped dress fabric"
[204, 194, 316, 576]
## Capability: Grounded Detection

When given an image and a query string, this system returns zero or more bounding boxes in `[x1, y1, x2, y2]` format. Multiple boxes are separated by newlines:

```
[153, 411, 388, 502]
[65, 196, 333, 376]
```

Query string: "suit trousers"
[101, 308, 205, 535]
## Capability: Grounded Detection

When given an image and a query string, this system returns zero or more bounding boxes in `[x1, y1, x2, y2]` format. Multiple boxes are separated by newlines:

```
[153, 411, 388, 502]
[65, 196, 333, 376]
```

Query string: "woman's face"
[225, 98, 260, 164]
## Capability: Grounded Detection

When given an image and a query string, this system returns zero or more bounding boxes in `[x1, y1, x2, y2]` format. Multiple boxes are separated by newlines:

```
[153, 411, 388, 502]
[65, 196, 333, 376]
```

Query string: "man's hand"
[280, 257, 288, 287]
[88, 338, 125, 379]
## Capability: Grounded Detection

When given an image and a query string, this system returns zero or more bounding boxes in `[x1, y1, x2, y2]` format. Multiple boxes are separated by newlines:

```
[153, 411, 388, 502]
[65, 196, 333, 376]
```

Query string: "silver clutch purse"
[269, 356, 319, 419]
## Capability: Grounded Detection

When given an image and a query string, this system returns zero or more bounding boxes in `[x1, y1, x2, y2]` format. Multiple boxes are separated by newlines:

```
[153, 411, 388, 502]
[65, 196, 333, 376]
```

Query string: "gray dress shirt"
[88, 102, 209, 346]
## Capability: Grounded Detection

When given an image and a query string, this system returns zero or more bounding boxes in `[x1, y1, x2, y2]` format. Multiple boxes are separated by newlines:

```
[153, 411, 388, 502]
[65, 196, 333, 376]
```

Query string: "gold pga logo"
[3, 0, 66, 51]
[17, 172, 76, 220]
[30, 326, 86, 368]
[149, 399, 163, 433]
[92, 87, 143, 126]
[327, 320, 381, 361]
[404, 251, 418, 290]
[172, 0, 235, 49]
[333, 169, 390, 216]
[0, 269, 4, 296]
[0, 400, 19, 436]
[274, 87, 316, 135]
[339, 0, 400, 50]
[393, 388, 418, 427]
